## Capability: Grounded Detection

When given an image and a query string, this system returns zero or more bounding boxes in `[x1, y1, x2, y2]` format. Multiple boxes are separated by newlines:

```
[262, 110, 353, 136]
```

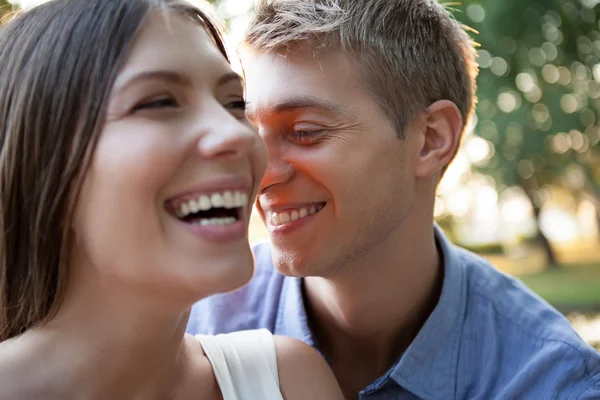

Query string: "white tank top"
[195, 329, 284, 400]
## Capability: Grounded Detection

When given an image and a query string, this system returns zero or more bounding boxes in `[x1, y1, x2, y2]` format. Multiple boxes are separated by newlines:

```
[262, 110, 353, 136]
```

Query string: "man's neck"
[303, 224, 443, 397]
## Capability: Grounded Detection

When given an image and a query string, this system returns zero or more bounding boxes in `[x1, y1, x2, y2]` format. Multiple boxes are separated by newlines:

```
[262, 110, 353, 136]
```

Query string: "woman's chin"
[179, 251, 255, 300]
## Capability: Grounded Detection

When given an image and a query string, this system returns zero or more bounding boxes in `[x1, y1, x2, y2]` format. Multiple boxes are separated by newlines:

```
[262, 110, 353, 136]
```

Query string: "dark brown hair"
[0, 0, 228, 341]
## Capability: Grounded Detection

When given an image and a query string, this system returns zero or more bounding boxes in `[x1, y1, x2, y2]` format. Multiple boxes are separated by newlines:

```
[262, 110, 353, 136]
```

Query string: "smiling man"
[187, 0, 600, 398]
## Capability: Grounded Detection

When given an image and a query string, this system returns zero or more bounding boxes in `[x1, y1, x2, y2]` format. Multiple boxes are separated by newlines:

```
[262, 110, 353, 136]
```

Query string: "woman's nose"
[196, 110, 257, 160]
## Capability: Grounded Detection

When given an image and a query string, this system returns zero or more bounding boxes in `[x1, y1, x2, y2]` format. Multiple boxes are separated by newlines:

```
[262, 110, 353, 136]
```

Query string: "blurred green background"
[3, 0, 599, 348]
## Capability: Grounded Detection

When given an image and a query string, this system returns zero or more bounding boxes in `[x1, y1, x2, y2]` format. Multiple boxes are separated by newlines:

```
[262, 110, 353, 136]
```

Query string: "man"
[188, 0, 600, 398]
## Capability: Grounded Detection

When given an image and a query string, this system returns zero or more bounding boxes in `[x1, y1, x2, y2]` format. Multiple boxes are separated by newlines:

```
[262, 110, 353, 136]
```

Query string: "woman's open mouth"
[166, 189, 250, 243]
[169, 190, 248, 226]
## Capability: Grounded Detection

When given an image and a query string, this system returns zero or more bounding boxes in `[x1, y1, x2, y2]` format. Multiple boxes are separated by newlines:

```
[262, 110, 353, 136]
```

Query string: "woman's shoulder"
[0, 337, 48, 400]
[192, 330, 343, 399]
[273, 335, 344, 400]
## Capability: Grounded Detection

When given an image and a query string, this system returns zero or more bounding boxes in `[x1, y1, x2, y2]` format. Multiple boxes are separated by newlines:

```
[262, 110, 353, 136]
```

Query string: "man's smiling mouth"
[268, 202, 326, 226]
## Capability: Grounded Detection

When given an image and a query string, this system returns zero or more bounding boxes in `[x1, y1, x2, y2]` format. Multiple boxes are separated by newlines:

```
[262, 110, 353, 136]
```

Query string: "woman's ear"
[415, 100, 463, 179]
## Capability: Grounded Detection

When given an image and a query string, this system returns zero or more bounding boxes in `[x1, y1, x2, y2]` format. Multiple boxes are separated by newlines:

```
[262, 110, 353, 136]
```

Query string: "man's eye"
[289, 130, 323, 145]
[134, 97, 178, 111]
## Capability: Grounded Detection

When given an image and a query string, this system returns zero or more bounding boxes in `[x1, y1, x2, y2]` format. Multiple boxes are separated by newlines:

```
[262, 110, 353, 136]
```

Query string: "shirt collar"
[273, 225, 467, 399]
[274, 275, 315, 345]
[388, 225, 467, 399]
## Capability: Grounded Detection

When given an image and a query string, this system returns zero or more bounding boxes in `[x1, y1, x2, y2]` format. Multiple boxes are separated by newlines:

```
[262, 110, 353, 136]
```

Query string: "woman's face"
[71, 11, 267, 303]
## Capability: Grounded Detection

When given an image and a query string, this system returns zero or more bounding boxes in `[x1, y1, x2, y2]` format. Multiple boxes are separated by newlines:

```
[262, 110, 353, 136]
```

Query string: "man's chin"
[271, 247, 318, 278]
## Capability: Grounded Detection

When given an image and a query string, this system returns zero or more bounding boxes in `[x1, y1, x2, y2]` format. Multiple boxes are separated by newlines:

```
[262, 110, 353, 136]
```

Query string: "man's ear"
[415, 100, 463, 179]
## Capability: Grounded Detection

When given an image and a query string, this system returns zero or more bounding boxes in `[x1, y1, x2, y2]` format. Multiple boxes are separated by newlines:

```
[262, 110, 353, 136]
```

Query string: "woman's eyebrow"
[112, 70, 191, 95]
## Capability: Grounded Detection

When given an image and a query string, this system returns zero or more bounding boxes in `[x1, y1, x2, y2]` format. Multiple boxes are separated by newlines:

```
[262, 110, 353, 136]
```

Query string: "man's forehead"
[243, 46, 353, 84]
[246, 94, 348, 121]
[243, 51, 355, 120]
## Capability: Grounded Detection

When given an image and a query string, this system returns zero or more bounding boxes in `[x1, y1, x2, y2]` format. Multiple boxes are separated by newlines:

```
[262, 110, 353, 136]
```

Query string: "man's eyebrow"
[112, 70, 191, 94]
[249, 95, 348, 119]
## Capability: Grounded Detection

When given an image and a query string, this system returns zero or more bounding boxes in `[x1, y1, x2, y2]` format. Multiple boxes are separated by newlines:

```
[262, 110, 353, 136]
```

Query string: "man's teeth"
[177, 190, 248, 218]
[270, 204, 323, 226]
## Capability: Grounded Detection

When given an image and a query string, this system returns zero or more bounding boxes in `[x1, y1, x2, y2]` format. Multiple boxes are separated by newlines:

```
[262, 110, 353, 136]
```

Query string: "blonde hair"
[244, 0, 479, 139]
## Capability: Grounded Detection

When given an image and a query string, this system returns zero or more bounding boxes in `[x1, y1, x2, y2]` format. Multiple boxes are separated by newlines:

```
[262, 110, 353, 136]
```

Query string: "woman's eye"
[227, 100, 246, 111]
[224, 99, 247, 119]
[225, 99, 247, 111]
[134, 97, 178, 111]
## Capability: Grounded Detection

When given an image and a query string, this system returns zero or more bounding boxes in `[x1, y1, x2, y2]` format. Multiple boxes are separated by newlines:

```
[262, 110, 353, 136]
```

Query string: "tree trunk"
[596, 207, 600, 240]
[587, 190, 600, 240]
[519, 179, 560, 268]
[581, 166, 600, 241]
[531, 203, 560, 268]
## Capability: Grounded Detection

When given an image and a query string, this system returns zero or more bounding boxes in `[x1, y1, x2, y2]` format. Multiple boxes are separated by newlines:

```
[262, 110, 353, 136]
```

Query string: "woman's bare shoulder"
[0, 338, 45, 400]
[273, 335, 344, 400]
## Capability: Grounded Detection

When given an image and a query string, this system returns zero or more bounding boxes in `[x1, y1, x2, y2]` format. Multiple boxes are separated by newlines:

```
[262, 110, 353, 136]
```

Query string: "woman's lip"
[166, 175, 252, 205]
[174, 216, 247, 243]
[166, 190, 249, 218]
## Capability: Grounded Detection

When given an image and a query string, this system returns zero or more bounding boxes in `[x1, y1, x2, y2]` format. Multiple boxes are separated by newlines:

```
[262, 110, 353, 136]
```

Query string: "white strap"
[196, 329, 283, 400]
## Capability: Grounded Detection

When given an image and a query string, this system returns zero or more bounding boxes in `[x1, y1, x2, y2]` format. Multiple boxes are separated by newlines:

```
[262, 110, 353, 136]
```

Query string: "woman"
[0, 0, 343, 398]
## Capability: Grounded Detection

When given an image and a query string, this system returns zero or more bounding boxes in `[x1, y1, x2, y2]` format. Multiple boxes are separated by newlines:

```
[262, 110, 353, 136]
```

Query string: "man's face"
[244, 49, 424, 278]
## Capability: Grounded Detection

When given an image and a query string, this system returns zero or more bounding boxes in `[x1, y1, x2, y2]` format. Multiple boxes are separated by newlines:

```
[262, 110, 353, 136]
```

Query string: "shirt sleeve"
[577, 376, 600, 400]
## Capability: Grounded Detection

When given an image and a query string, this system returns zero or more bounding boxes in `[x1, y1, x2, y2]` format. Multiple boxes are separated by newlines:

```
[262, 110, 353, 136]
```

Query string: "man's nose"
[259, 136, 295, 193]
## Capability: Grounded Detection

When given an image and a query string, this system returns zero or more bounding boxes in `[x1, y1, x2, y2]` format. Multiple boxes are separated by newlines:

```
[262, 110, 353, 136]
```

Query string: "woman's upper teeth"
[177, 190, 248, 218]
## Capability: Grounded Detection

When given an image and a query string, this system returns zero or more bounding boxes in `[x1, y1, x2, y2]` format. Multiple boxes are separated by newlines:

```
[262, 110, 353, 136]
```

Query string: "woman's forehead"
[115, 10, 230, 85]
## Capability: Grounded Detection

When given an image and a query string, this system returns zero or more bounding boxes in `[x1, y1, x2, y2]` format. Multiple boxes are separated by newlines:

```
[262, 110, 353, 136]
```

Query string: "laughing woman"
[0, 1, 343, 399]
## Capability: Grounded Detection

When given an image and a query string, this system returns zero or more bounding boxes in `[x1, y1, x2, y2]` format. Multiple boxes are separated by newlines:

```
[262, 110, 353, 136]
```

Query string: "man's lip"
[259, 201, 326, 213]
[265, 202, 326, 234]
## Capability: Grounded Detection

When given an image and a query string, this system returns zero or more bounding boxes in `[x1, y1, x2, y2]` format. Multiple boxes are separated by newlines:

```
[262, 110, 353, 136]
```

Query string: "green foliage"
[453, 0, 600, 197]
[1, 0, 12, 19]
[459, 242, 505, 255]
[0, 0, 19, 25]
[518, 262, 600, 310]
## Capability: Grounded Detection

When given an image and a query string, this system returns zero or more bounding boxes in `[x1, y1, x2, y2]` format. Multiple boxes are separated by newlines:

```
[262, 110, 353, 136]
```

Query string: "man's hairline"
[240, 41, 418, 138]
[242, 43, 460, 185]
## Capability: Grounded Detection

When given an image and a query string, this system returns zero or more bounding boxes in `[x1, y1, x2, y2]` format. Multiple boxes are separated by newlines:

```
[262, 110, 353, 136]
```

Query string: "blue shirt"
[187, 227, 600, 399]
